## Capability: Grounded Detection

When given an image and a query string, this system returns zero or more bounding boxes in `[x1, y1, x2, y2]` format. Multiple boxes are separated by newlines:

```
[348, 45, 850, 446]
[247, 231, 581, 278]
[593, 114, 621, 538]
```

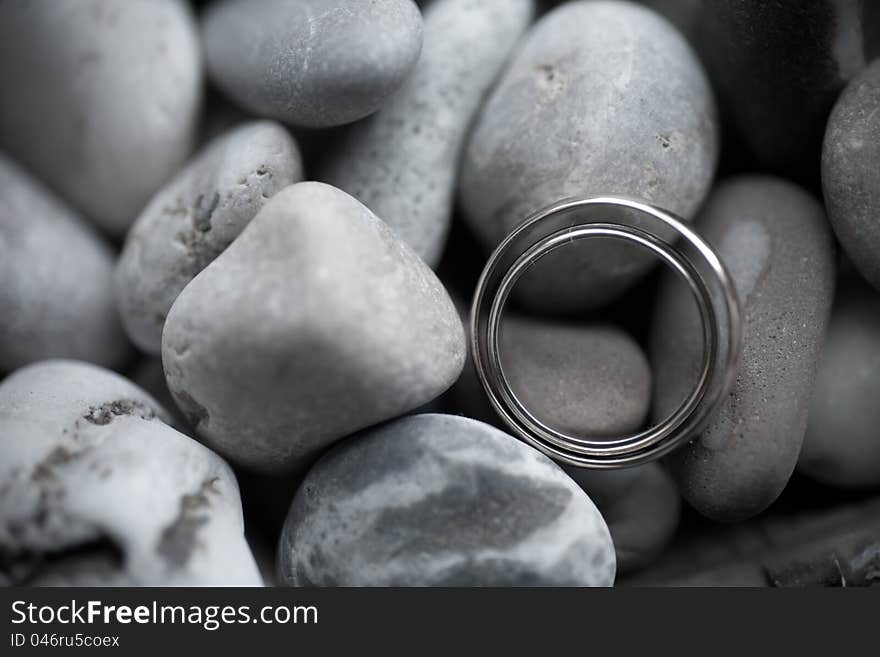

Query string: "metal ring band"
[470, 196, 742, 469]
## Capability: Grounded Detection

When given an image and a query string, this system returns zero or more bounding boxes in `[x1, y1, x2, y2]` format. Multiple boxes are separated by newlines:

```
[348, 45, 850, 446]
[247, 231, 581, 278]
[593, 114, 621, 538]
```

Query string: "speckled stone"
[0, 360, 261, 586]
[564, 464, 680, 574]
[498, 317, 651, 436]
[202, 0, 423, 128]
[320, 0, 535, 266]
[652, 177, 836, 522]
[278, 414, 615, 586]
[460, 0, 718, 312]
[0, 153, 130, 373]
[0, 0, 202, 237]
[162, 182, 466, 473]
[799, 278, 880, 489]
[443, 305, 651, 437]
[822, 60, 880, 292]
[116, 121, 303, 355]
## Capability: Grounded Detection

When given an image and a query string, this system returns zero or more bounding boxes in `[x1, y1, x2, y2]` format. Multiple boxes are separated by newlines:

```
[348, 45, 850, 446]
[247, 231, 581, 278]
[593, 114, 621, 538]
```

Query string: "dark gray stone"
[799, 278, 880, 488]
[278, 414, 615, 586]
[822, 60, 880, 292]
[320, 0, 535, 266]
[0, 153, 130, 372]
[460, 0, 718, 312]
[116, 121, 303, 354]
[703, 0, 878, 181]
[162, 182, 466, 473]
[0, 0, 202, 237]
[652, 176, 836, 521]
[202, 0, 423, 128]
[0, 360, 260, 586]
[565, 464, 680, 574]
[443, 305, 652, 438]
[498, 317, 651, 437]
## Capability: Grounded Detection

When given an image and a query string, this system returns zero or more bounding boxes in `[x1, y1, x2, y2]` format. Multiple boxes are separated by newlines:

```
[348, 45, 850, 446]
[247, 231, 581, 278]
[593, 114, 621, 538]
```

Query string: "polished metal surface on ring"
[470, 195, 742, 469]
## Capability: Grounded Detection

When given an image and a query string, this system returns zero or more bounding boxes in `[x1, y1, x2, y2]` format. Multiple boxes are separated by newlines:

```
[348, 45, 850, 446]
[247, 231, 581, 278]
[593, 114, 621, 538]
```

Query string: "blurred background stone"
[565, 465, 681, 574]
[0, 0, 202, 237]
[701, 0, 879, 184]
[320, 0, 535, 266]
[800, 276, 880, 489]
[822, 59, 880, 292]
[202, 0, 423, 128]
[0, 153, 132, 373]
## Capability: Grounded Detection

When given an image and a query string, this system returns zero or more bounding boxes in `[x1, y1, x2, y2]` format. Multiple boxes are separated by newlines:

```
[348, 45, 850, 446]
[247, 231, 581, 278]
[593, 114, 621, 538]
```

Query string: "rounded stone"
[460, 0, 718, 312]
[0, 360, 261, 586]
[0, 153, 130, 373]
[116, 121, 303, 355]
[497, 316, 651, 436]
[652, 176, 836, 522]
[799, 278, 880, 489]
[202, 0, 424, 128]
[0, 0, 202, 237]
[564, 464, 680, 574]
[822, 60, 880, 292]
[443, 306, 651, 437]
[278, 413, 616, 586]
[320, 0, 535, 266]
[162, 182, 466, 473]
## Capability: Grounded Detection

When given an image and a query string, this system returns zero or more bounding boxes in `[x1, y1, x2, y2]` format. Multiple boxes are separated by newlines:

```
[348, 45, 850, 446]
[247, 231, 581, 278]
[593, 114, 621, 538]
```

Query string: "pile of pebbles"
[1, 0, 879, 587]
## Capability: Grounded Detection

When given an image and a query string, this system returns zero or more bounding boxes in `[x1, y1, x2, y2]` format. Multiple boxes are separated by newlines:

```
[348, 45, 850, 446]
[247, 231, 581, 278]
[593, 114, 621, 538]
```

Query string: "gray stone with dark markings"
[460, 0, 718, 312]
[320, 0, 535, 266]
[162, 183, 466, 473]
[202, 0, 423, 128]
[0, 153, 131, 373]
[652, 177, 836, 521]
[0, 360, 260, 586]
[116, 121, 303, 354]
[278, 414, 615, 586]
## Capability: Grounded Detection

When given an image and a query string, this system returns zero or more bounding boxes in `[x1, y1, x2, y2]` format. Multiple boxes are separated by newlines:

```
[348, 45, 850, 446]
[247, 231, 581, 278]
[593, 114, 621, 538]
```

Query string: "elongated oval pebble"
[498, 317, 651, 436]
[0, 0, 202, 236]
[652, 176, 836, 521]
[278, 413, 615, 586]
[460, 0, 718, 312]
[444, 310, 651, 436]
[320, 0, 535, 266]
[162, 182, 466, 473]
[116, 121, 303, 354]
[202, 0, 423, 128]
[799, 278, 880, 488]
[0, 153, 130, 372]
[822, 59, 880, 292]
[0, 360, 261, 586]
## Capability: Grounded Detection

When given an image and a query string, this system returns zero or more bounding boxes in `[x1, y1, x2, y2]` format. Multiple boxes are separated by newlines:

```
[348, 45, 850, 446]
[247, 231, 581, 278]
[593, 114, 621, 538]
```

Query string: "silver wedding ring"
[470, 196, 742, 469]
